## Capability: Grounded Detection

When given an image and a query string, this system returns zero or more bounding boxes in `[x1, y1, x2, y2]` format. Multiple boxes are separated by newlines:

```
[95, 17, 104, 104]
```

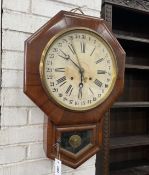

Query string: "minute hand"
[68, 56, 81, 70]
[71, 43, 85, 79]
[71, 43, 82, 68]
[59, 53, 81, 71]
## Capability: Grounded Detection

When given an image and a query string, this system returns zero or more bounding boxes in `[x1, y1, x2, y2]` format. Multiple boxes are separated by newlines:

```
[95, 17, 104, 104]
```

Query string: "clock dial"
[40, 28, 117, 111]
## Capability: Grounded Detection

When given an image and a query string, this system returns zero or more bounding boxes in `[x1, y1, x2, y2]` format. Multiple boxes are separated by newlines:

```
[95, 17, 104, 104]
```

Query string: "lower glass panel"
[61, 130, 92, 154]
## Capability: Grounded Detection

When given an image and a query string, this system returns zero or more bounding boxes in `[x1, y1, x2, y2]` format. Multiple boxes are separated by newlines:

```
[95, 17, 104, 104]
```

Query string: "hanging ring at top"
[70, 5, 87, 15]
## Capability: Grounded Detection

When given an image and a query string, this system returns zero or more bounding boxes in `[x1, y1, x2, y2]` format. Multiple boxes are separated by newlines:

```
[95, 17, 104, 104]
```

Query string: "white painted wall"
[1, 1, 102, 174]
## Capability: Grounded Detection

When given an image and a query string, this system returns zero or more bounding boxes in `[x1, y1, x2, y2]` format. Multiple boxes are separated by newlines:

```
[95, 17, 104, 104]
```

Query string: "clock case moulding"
[24, 10, 125, 168]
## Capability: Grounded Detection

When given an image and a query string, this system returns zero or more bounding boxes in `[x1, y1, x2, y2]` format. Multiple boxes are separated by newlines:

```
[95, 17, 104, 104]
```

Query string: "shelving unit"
[97, 1, 149, 174]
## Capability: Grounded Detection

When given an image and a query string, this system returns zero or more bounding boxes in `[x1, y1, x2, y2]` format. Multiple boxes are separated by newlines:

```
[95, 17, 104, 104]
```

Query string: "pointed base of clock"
[44, 119, 103, 168]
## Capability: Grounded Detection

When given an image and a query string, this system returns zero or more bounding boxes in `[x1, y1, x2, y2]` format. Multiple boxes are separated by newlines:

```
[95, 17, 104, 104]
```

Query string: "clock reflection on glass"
[40, 27, 117, 111]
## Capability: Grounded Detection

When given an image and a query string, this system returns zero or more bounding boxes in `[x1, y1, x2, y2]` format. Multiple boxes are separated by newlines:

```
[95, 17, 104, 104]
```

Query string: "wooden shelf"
[110, 159, 149, 170]
[111, 163, 149, 175]
[125, 64, 149, 71]
[112, 102, 149, 108]
[113, 30, 149, 44]
[110, 135, 149, 150]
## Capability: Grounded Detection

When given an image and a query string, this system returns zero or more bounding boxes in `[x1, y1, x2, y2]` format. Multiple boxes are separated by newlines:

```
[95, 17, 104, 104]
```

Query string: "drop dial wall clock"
[24, 10, 125, 168]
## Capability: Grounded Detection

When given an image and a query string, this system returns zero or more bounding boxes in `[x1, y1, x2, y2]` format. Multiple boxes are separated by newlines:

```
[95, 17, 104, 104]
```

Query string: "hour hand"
[58, 49, 69, 60]
[58, 54, 69, 60]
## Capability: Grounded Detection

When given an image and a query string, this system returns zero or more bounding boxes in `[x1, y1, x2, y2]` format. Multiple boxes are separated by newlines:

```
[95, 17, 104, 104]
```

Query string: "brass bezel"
[39, 27, 117, 111]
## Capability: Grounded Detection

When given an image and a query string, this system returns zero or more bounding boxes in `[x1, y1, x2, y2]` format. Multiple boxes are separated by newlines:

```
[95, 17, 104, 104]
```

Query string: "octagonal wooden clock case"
[24, 10, 125, 168]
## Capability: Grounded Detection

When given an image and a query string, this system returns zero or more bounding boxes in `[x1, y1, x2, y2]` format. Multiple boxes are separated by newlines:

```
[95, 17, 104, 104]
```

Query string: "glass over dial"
[40, 28, 117, 111]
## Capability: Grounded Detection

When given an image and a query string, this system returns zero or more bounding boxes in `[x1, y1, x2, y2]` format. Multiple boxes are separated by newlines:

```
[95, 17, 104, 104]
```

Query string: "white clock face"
[40, 28, 117, 111]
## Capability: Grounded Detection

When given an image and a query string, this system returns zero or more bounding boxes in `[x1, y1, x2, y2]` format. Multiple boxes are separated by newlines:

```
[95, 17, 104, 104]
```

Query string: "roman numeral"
[80, 41, 85, 53]
[68, 44, 76, 55]
[90, 47, 96, 56]
[94, 79, 102, 87]
[97, 70, 106, 74]
[65, 85, 73, 96]
[56, 76, 67, 86]
[96, 58, 104, 64]
[55, 68, 65, 72]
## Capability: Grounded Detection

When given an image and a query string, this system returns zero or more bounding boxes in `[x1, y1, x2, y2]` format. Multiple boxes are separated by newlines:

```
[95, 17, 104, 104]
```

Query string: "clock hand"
[70, 43, 85, 81]
[59, 49, 85, 85]
[59, 51, 84, 99]
[59, 49, 82, 72]
[59, 54, 81, 70]
[78, 83, 83, 99]
[78, 71, 84, 99]
[70, 43, 82, 68]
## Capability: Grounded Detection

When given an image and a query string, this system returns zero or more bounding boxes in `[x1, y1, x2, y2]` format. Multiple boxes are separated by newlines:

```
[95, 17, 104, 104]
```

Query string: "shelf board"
[125, 64, 149, 71]
[110, 135, 149, 150]
[114, 33, 149, 44]
[112, 102, 149, 108]
[110, 161, 149, 175]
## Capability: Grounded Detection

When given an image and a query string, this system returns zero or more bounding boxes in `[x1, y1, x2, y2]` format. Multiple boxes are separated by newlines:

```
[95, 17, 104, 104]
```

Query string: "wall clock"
[24, 10, 125, 168]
